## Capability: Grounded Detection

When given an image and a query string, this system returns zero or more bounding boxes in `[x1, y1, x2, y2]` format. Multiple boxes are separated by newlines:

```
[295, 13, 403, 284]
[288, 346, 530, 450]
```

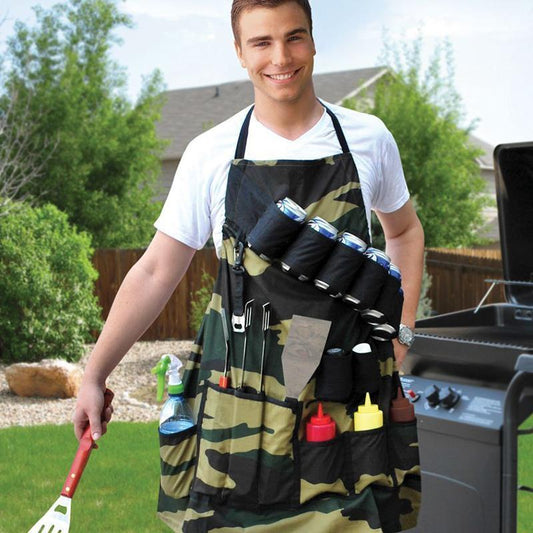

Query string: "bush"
[189, 271, 215, 336]
[0, 202, 102, 362]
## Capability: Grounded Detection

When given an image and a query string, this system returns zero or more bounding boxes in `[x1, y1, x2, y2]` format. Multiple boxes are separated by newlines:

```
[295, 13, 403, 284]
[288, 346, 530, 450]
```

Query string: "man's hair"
[231, 0, 313, 44]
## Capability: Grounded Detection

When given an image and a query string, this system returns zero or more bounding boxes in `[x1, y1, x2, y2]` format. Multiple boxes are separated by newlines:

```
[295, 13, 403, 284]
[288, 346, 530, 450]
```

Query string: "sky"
[1, 0, 532, 146]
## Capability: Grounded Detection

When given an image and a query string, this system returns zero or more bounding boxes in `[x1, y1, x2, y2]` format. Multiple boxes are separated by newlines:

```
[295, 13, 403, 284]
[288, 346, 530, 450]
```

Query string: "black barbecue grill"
[402, 141, 533, 533]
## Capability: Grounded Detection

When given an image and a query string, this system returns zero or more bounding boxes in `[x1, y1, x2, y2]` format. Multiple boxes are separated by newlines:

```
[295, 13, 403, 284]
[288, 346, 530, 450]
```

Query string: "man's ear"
[234, 40, 246, 68]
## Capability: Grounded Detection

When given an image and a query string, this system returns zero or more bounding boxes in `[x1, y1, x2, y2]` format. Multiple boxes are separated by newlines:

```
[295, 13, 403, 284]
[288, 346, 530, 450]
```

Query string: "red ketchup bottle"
[306, 402, 336, 442]
[389, 387, 416, 423]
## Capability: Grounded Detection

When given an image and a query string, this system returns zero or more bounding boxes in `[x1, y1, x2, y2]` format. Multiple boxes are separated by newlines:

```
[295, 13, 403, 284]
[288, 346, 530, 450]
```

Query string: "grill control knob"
[439, 387, 461, 409]
[424, 384, 441, 407]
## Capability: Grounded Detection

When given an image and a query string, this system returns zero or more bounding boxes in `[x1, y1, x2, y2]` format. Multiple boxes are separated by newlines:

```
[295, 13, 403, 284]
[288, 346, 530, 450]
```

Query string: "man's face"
[234, 2, 316, 107]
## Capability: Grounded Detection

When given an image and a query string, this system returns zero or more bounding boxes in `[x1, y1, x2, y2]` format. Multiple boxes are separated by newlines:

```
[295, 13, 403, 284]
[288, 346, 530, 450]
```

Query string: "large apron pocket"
[388, 419, 421, 486]
[192, 382, 299, 508]
[299, 435, 347, 503]
[159, 424, 198, 500]
[346, 427, 392, 493]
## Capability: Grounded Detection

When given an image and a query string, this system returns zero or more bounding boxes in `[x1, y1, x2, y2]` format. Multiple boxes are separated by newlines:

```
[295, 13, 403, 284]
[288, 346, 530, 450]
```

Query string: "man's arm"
[375, 200, 424, 367]
[73, 231, 196, 440]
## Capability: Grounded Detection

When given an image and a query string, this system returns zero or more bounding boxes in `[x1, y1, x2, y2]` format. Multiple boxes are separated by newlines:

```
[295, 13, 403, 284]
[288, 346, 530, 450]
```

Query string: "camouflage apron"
[158, 106, 421, 532]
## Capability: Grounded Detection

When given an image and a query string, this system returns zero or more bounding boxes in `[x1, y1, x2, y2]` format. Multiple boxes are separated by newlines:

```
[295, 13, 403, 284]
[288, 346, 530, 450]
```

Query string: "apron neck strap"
[234, 103, 351, 159]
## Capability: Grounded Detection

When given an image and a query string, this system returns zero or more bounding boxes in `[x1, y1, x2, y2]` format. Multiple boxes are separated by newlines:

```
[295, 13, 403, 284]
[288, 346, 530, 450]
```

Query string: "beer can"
[365, 247, 391, 270]
[389, 263, 402, 282]
[276, 197, 307, 223]
[371, 323, 397, 341]
[307, 217, 338, 240]
[339, 232, 367, 253]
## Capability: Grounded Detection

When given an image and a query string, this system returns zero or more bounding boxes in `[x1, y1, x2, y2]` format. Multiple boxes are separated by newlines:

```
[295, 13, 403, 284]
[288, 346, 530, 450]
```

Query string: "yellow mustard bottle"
[353, 392, 383, 431]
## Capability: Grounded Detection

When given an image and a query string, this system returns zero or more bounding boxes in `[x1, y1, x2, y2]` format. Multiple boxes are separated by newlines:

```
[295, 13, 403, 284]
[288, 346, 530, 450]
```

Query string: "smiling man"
[74, 1, 423, 532]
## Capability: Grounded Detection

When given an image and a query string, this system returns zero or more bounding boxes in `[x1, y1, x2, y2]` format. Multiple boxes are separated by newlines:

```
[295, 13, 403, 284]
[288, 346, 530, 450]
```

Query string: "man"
[75, 1, 424, 531]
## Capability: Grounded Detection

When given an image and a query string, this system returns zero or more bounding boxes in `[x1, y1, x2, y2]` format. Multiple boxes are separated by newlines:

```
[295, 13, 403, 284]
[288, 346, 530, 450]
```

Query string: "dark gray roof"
[157, 67, 388, 160]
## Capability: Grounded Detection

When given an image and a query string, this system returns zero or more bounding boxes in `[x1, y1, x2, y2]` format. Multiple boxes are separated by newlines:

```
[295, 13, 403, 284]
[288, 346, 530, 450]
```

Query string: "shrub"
[0, 202, 102, 362]
[189, 271, 215, 336]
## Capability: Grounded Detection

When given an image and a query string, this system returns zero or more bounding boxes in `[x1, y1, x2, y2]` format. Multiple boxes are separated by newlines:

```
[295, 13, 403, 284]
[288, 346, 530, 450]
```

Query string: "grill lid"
[495, 142, 533, 306]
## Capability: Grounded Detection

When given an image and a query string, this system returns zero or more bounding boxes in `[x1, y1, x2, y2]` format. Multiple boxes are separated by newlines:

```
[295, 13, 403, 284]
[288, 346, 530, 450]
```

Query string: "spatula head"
[28, 494, 71, 533]
[281, 315, 332, 399]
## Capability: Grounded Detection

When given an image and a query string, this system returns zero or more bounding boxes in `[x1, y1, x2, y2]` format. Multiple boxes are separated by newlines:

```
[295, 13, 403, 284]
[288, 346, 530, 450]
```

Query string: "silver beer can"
[276, 197, 307, 223]
[307, 217, 338, 240]
[389, 263, 402, 282]
[339, 232, 367, 253]
[364, 247, 390, 270]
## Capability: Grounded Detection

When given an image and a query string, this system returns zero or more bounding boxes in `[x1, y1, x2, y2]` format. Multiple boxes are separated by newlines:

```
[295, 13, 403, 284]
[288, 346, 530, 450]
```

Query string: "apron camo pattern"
[158, 106, 421, 532]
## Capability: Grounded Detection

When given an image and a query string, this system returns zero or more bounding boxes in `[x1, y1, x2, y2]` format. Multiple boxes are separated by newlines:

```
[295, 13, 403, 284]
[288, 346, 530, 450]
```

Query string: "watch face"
[399, 325, 414, 346]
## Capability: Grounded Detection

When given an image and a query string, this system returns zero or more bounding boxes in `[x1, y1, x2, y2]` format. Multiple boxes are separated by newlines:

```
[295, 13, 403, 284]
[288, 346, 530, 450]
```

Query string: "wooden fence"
[92, 247, 506, 340]
[92, 247, 218, 340]
[425, 248, 504, 315]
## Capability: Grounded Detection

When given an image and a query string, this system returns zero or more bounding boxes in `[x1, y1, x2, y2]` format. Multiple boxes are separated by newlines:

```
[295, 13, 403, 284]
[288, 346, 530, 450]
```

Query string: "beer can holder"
[315, 349, 354, 403]
[371, 288, 404, 341]
[360, 273, 401, 326]
[280, 224, 337, 281]
[314, 239, 367, 297]
[247, 201, 304, 261]
[343, 255, 389, 310]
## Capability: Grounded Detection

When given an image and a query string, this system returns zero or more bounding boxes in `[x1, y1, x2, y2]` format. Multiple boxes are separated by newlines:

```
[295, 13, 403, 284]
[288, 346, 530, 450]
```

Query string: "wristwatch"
[398, 324, 415, 348]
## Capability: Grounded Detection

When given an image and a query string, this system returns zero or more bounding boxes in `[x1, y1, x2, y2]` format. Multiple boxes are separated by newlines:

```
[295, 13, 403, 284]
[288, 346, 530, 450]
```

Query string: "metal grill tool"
[259, 302, 271, 393]
[239, 299, 254, 390]
[219, 308, 231, 388]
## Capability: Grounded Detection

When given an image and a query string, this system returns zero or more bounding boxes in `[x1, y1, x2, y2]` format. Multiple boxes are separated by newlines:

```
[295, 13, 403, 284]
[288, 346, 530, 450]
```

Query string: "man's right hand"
[73, 381, 114, 441]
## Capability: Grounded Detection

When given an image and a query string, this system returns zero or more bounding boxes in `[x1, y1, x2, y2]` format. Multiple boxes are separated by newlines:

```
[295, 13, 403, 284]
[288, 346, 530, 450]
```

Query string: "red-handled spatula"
[28, 388, 114, 533]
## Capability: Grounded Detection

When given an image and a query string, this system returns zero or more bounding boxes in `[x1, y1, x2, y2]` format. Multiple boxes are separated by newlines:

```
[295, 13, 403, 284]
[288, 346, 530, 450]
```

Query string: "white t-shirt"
[155, 100, 409, 254]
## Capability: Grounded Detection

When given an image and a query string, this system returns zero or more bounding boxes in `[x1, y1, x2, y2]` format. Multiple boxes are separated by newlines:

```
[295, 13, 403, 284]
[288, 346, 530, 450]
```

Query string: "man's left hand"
[393, 339, 408, 371]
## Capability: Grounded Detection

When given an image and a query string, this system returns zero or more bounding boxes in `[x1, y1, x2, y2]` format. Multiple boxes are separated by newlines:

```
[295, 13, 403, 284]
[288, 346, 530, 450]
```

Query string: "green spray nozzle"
[151, 354, 183, 401]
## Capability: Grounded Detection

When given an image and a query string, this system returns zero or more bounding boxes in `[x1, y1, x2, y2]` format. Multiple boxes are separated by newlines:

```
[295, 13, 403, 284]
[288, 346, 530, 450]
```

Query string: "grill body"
[403, 142, 533, 532]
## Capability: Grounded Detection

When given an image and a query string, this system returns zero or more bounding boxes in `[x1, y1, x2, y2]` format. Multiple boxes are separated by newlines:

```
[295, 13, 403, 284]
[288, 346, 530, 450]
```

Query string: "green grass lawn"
[0, 418, 531, 532]
[0, 422, 169, 533]
[518, 415, 533, 533]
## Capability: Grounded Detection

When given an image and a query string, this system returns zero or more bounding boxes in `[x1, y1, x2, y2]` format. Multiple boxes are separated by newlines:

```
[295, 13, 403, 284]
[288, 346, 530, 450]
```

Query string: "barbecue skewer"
[259, 302, 271, 393]
[219, 308, 231, 388]
[239, 299, 254, 390]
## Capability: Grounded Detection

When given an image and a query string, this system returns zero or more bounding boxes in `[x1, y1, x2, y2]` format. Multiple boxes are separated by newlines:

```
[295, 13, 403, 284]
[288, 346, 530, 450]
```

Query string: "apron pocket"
[257, 394, 300, 506]
[315, 348, 353, 402]
[346, 427, 391, 493]
[159, 424, 198, 500]
[388, 419, 421, 486]
[193, 382, 299, 508]
[299, 435, 347, 503]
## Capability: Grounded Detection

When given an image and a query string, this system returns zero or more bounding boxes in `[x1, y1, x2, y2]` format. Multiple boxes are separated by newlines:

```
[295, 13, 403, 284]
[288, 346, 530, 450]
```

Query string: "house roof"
[156, 66, 495, 173]
[468, 133, 495, 170]
[156, 66, 388, 160]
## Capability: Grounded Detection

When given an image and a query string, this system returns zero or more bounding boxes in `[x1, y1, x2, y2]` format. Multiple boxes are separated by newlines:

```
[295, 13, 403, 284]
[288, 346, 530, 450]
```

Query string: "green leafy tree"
[2, 0, 166, 248]
[345, 36, 488, 247]
[0, 202, 102, 362]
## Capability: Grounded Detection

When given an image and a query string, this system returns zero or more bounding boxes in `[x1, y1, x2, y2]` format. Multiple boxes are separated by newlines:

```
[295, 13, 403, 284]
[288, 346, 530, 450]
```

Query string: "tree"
[0, 88, 55, 216]
[2, 0, 166, 248]
[345, 36, 488, 247]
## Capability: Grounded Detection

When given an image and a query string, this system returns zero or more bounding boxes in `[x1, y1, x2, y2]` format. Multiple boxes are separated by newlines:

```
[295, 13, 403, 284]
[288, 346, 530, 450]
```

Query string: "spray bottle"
[152, 354, 195, 435]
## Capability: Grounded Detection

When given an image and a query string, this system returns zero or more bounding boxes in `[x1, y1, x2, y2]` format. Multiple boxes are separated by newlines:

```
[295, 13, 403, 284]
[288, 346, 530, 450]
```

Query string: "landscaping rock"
[5, 359, 83, 398]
